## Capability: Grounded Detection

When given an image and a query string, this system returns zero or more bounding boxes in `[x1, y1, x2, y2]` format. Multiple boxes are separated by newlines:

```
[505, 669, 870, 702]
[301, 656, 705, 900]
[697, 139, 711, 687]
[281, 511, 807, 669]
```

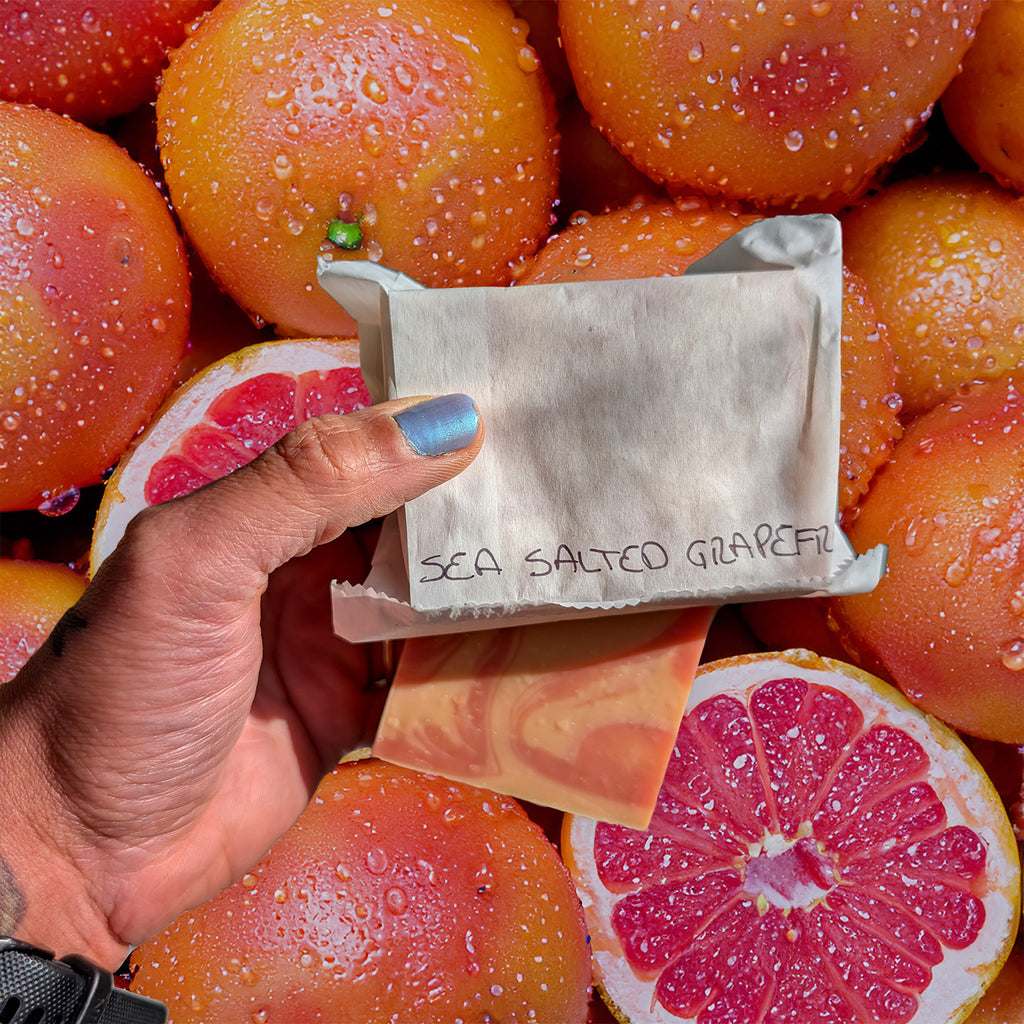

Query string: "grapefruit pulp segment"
[90, 338, 369, 573]
[143, 365, 369, 504]
[564, 650, 1021, 1024]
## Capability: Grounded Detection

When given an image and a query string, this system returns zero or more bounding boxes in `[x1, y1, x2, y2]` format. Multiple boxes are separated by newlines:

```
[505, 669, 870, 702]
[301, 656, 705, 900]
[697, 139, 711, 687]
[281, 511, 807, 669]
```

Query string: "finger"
[151, 393, 483, 587]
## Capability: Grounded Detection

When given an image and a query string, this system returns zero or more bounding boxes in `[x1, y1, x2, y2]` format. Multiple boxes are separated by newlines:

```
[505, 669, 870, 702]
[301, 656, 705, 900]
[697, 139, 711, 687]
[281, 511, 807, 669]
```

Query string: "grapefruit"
[564, 650, 1021, 1024]
[155, 0, 559, 336]
[0, 100, 191, 512]
[840, 172, 1024, 418]
[0, 0, 216, 125]
[828, 376, 1024, 745]
[557, 0, 988, 210]
[940, 0, 1024, 194]
[0, 557, 86, 681]
[128, 757, 592, 1023]
[90, 337, 369, 573]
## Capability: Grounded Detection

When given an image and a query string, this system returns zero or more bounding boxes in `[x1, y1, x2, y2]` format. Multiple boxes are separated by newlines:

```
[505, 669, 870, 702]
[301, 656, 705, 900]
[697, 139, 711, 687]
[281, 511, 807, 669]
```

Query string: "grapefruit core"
[564, 650, 1021, 1024]
[90, 338, 369, 573]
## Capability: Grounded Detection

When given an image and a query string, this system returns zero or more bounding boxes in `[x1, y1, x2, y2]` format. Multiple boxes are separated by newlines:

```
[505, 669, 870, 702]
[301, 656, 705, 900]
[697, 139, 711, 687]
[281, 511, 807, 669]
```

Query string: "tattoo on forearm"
[0, 856, 26, 934]
[46, 606, 88, 658]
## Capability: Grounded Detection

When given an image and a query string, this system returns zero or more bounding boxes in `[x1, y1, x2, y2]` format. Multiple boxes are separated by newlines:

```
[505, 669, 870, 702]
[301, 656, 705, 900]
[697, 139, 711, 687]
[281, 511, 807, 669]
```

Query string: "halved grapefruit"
[563, 650, 1021, 1024]
[90, 338, 369, 573]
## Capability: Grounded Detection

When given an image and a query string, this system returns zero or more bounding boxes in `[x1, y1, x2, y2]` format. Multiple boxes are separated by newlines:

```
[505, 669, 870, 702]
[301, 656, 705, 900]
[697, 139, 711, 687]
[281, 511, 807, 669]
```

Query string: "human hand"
[0, 395, 482, 969]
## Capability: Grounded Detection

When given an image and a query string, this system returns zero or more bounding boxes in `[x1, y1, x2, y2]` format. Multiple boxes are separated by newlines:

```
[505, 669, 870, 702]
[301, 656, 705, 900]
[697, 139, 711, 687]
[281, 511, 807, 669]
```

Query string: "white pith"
[741, 832, 835, 911]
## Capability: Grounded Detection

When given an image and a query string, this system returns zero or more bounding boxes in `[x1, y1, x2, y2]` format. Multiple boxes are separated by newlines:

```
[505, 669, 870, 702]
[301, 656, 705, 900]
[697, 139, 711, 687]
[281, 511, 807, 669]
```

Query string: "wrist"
[0, 676, 128, 971]
[0, 842, 129, 973]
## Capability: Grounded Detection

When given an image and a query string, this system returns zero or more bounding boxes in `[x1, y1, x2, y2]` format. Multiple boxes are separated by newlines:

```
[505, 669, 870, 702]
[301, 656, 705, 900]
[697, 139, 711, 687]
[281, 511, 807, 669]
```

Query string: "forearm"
[0, 666, 128, 970]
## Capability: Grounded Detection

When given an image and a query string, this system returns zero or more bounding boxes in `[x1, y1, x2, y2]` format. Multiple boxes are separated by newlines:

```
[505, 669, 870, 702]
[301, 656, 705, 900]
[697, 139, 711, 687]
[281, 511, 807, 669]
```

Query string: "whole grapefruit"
[0, 101, 190, 513]
[941, 0, 1024, 193]
[156, 0, 560, 337]
[0, 557, 86, 681]
[129, 757, 592, 1023]
[557, 0, 988, 209]
[841, 172, 1024, 418]
[0, 0, 216, 125]
[830, 376, 1024, 745]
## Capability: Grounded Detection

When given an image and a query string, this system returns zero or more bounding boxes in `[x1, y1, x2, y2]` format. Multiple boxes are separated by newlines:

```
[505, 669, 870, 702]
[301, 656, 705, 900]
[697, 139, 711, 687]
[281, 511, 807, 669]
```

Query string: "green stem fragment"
[327, 218, 363, 250]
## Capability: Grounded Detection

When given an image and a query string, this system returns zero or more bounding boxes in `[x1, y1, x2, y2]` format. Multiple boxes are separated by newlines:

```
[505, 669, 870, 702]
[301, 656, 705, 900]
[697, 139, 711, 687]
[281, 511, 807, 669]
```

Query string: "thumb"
[159, 393, 483, 586]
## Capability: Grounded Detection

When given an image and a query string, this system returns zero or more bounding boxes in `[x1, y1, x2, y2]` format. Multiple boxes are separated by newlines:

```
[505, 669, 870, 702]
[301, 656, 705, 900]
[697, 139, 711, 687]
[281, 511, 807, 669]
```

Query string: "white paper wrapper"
[318, 214, 886, 643]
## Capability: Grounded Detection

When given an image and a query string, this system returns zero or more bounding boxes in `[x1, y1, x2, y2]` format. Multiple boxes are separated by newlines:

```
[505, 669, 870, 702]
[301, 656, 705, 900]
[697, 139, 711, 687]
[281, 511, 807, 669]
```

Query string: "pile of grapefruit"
[2, 1, 1022, 1021]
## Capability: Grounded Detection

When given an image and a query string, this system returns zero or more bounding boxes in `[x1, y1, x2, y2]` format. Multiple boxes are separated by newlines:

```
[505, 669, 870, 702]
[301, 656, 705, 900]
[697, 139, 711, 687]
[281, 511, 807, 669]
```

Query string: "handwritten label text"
[416, 523, 834, 586]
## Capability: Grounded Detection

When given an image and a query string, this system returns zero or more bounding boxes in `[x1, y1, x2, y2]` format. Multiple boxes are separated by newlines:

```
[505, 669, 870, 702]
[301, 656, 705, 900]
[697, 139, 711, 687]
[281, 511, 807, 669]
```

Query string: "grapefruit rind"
[564, 649, 1021, 1024]
[89, 337, 363, 575]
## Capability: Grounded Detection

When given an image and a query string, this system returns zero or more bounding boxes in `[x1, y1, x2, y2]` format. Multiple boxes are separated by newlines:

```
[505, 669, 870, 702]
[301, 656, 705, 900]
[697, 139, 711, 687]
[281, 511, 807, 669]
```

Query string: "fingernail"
[394, 394, 479, 456]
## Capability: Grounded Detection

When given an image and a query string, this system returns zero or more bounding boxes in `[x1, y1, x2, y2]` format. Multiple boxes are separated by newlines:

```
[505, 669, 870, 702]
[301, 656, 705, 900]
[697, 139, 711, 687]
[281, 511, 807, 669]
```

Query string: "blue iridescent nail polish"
[394, 394, 479, 456]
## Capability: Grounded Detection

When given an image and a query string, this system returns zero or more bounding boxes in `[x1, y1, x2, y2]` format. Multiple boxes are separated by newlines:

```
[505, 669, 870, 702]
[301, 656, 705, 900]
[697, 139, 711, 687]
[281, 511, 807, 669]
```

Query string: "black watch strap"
[0, 938, 167, 1024]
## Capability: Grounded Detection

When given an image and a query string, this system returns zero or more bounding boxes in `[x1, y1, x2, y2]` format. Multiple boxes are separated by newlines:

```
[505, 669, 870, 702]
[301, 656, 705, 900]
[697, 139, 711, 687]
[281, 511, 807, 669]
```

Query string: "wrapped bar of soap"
[319, 214, 886, 644]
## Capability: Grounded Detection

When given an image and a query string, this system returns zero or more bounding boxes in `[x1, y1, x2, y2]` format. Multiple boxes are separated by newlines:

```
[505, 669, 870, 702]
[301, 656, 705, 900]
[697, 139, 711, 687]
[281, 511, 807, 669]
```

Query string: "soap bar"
[372, 607, 715, 829]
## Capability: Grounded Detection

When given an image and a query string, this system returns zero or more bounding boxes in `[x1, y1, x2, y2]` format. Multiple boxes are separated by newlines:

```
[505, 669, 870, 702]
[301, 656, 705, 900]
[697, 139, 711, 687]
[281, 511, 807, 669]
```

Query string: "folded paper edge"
[330, 543, 886, 643]
[316, 254, 425, 403]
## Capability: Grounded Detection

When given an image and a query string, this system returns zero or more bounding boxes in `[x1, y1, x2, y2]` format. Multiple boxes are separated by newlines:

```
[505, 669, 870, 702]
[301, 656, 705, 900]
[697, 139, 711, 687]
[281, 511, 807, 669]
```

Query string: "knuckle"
[272, 414, 393, 501]
[118, 502, 176, 568]
[283, 417, 361, 479]
[101, 501, 190, 590]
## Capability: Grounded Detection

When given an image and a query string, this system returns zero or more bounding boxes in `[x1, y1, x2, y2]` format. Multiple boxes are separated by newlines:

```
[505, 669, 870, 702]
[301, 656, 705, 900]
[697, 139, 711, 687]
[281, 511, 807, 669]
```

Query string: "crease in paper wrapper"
[318, 214, 886, 643]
